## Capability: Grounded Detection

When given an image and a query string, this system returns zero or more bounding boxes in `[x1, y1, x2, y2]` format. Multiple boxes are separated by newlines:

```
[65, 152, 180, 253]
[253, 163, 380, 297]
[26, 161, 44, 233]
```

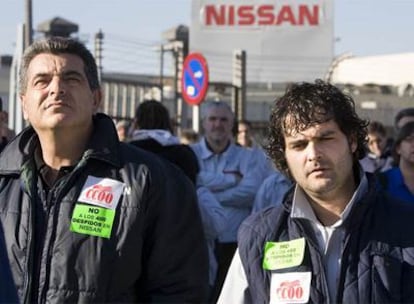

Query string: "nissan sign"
[190, 0, 334, 83]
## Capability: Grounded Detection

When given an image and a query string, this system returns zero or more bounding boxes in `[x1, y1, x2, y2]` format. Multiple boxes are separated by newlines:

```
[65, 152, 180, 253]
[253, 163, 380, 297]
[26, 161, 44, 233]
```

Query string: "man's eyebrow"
[318, 130, 336, 137]
[287, 137, 307, 145]
[33, 70, 84, 78]
[287, 129, 337, 141]
[62, 70, 85, 78]
[32, 72, 51, 78]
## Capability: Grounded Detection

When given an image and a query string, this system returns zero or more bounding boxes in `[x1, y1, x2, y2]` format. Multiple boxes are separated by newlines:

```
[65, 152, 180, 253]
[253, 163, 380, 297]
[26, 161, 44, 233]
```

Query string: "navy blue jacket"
[0, 223, 18, 303]
[129, 138, 199, 185]
[238, 175, 414, 303]
[0, 114, 209, 303]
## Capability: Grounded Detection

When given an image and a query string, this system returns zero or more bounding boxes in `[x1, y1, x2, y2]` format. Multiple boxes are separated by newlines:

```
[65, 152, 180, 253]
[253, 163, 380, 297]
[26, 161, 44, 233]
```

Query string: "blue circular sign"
[181, 53, 209, 105]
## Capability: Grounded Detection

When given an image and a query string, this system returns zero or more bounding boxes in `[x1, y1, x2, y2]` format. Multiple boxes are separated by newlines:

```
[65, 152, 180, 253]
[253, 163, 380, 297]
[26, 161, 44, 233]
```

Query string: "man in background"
[115, 119, 131, 142]
[129, 99, 199, 184]
[191, 101, 262, 301]
[237, 120, 275, 179]
[0, 97, 15, 152]
[359, 121, 393, 173]
[379, 121, 414, 203]
[395, 107, 414, 131]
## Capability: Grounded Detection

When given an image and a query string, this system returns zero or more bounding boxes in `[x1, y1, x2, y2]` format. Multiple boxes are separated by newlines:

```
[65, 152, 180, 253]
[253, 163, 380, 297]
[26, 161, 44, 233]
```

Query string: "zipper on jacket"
[294, 218, 330, 303]
[24, 196, 34, 304]
[23, 175, 37, 304]
[334, 194, 373, 303]
[27, 184, 51, 303]
[38, 164, 86, 304]
[37, 188, 55, 304]
[335, 223, 362, 303]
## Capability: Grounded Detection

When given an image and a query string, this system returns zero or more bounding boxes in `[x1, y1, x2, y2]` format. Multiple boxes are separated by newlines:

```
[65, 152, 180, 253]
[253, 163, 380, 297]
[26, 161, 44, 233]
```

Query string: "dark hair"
[392, 121, 414, 164]
[134, 100, 173, 132]
[267, 79, 368, 177]
[19, 37, 100, 94]
[394, 107, 414, 130]
[367, 121, 387, 137]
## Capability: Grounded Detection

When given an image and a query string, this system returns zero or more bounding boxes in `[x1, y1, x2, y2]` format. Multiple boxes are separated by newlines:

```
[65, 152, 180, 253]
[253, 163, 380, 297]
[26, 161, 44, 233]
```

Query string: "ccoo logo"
[85, 184, 114, 204]
[276, 280, 303, 300]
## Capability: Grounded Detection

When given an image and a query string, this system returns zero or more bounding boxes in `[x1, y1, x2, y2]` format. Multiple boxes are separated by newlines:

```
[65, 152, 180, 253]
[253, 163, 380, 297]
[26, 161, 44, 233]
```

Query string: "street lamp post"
[24, 0, 33, 50]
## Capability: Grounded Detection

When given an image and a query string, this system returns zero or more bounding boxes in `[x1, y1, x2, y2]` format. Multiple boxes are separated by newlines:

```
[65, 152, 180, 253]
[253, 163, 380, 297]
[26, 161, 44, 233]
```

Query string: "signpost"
[181, 52, 209, 105]
[181, 52, 209, 132]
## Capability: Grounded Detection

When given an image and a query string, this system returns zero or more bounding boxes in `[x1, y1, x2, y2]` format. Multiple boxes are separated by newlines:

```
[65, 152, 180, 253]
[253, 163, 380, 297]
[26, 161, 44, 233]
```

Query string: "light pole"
[24, 0, 33, 50]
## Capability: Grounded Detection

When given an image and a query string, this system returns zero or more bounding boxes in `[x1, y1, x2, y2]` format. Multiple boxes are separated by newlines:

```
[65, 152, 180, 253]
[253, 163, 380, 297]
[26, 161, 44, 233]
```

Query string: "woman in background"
[129, 99, 199, 184]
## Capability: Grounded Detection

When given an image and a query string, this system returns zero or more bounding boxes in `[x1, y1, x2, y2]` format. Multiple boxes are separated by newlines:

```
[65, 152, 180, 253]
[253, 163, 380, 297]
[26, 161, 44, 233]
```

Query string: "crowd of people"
[1, 36, 414, 303]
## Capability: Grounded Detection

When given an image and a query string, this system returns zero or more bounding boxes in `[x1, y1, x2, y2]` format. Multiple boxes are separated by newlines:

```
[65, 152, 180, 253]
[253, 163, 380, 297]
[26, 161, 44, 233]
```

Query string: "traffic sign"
[181, 53, 209, 106]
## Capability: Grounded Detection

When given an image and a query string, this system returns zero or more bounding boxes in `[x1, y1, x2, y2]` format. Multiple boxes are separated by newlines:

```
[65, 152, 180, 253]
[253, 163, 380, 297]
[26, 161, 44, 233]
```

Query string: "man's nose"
[307, 142, 322, 162]
[49, 77, 66, 97]
[213, 120, 222, 127]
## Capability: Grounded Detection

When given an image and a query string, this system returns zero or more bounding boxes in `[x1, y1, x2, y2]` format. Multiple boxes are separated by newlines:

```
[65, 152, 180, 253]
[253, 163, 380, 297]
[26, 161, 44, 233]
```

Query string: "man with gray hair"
[0, 37, 208, 303]
[191, 101, 262, 301]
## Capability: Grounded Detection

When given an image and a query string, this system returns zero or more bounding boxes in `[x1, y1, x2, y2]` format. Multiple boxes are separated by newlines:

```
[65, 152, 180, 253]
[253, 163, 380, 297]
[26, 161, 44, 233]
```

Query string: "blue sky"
[1, 0, 413, 73]
[335, 0, 413, 56]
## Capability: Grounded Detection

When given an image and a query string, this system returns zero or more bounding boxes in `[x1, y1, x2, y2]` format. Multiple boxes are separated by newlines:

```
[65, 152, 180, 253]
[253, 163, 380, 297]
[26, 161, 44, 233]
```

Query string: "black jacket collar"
[0, 113, 121, 174]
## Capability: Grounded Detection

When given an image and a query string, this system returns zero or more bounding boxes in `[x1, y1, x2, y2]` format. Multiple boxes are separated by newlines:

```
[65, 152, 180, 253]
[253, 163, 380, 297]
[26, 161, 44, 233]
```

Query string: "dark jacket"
[0, 223, 18, 303]
[129, 138, 199, 184]
[238, 174, 414, 303]
[0, 113, 209, 303]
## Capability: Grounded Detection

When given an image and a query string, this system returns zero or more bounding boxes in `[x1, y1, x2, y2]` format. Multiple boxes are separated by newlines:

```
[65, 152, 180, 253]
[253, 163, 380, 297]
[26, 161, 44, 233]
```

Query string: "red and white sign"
[86, 185, 114, 205]
[78, 176, 124, 210]
[204, 4, 320, 27]
[190, 0, 333, 83]
[181, 52, 209, 105]
[270, 272, 311, 304]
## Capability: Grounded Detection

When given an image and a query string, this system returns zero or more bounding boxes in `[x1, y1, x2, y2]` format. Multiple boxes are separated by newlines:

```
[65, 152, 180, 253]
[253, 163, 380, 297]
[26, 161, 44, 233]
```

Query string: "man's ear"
[92, 89, 102, 114]
[350, 134, 358, 153]
[20, 94, 29, 120]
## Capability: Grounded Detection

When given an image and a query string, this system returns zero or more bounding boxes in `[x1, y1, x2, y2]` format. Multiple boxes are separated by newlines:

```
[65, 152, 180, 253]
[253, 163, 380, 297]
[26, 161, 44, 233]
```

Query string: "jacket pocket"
[371, 254, 402, 303]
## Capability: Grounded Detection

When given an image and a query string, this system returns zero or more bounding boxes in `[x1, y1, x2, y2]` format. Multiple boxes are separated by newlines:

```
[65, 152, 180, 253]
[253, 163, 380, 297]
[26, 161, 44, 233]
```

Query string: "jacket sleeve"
[197, 170, 238, 191]
[137, 161, 209, 303]
[254, 146, 276, 181]
[196, 186, 228, 239]
[214, 149, 262, 208]
[252, 173, 291, 213]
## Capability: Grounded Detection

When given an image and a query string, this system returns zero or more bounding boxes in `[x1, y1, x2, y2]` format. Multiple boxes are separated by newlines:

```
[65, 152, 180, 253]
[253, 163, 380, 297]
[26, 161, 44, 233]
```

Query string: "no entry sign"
[181, 53, 209, 105]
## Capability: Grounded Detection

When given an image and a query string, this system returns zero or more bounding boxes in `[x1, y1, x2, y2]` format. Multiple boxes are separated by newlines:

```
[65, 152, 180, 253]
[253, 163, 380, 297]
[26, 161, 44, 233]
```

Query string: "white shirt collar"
[291, 168, 369, 227]
[198, 137, 236, 160]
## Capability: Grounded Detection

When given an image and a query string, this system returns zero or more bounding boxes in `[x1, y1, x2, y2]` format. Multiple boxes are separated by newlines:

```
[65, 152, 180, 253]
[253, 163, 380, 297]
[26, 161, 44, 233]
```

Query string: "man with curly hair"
[218, 80, 414, 303]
